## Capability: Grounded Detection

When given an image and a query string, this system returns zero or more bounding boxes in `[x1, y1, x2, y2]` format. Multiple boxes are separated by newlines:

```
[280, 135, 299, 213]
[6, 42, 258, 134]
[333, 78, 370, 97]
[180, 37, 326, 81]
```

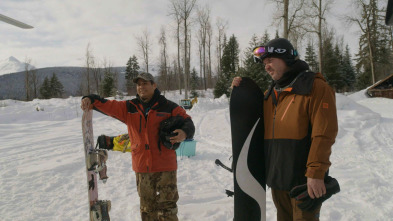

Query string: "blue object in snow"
[176, 139, 196, 157]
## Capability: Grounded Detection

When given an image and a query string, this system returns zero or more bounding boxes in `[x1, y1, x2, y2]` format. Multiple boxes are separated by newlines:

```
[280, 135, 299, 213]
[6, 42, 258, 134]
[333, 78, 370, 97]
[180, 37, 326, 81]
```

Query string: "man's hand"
[169, 129, 187, 144]
[231, 77, 242, 88]
[307, 177, 326, 199]
[81, 97, 93, 111]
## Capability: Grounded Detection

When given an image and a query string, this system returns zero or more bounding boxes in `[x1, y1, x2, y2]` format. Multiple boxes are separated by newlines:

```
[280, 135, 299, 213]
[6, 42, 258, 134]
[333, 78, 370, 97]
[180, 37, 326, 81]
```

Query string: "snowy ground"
[1, 89, 393, 221]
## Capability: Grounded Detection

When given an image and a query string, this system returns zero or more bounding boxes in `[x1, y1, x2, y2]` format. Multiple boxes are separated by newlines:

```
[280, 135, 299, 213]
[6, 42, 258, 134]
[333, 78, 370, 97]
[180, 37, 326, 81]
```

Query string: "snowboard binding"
[87, 149, 109, 182]
[91, 200, 111, 221]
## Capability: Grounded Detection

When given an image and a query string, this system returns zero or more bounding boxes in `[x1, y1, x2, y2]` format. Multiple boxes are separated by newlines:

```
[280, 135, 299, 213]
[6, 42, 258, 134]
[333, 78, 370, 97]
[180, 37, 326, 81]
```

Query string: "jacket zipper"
[281, 96, 295, 121]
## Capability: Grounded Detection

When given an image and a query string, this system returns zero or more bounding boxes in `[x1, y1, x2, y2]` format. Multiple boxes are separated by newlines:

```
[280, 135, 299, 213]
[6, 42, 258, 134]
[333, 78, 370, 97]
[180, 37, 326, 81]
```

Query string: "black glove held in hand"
[289, 176, 340, 212]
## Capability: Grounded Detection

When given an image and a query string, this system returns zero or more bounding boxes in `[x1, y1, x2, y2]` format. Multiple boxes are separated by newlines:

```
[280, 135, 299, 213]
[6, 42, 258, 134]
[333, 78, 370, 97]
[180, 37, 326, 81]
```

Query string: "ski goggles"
[253, 46, 298, 63]
[253, 46, 267, 63]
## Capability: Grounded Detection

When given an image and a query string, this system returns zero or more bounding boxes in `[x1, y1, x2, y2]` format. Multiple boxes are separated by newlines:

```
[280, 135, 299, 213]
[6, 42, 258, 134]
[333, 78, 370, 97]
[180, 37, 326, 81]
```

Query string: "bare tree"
[135, 28, 152, 73]
[175, 0, 197, 99]
[91, 58, 101, 94]
[197, 4, 210, 90]
[84, 43, 94, 95]
[197, 28, 203, 88]
[270, 0, 306, 42]
[24, 57, 32, 101]
[207, 22, 213, 88]
[215, 17, 228, 78]
[168, 0, 183, 94]
[303, 0, 334, 75]
[159, 25, 169, 92]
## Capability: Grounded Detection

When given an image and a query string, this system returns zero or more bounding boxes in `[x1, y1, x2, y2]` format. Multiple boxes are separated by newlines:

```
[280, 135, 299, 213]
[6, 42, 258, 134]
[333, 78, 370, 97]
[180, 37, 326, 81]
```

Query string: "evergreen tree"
[322, 35, 342, 91]
[341, 45, 356, 91]
[214, 34, 240, 98]
[354, 0, 393, 88]
[39, 76, 51, 99]
[125, 55, 140, 95]
[101, 70, 115, 97]
[190, 67, 199, 98]
[50, 73, 64, 98]
[238, 32, 270, 91]
[275, 30, 280, 39]
[39, 73, 64, 99]
[304, 42, 319, 72]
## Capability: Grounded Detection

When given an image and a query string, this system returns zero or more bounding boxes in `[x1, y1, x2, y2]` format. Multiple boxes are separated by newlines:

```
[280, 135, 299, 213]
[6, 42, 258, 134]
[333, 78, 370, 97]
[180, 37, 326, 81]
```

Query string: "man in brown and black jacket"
[232, 38, 338, 221]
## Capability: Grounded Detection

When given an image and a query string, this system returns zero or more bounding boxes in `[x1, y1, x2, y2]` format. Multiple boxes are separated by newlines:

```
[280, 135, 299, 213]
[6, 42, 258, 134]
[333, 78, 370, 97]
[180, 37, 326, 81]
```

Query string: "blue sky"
[0, 0, 359, 69]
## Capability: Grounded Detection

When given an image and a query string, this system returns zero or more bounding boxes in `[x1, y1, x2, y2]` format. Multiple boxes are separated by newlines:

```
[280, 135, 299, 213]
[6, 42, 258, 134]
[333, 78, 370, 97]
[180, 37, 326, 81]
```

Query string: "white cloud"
[0, 0, 360, 69]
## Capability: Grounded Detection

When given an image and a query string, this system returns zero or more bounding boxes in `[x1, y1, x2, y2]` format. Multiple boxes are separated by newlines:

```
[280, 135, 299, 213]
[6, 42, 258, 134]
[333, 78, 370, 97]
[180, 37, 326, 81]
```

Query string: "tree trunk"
[184, 15, 189, 99]
[177, 26, 182, 95]
[318, 0, 323, 74]
[284, 0, 289, 38]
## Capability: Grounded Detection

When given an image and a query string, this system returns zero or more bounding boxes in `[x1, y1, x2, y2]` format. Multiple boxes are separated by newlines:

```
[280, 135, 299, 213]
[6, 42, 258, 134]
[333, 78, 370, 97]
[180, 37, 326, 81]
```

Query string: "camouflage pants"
[136, 171, 179, 221]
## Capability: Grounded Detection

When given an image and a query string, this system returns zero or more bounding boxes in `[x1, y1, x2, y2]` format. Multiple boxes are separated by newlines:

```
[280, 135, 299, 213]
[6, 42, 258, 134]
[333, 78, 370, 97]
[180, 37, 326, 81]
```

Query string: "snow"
[1, 90, 393, 220]
[0, 56, 34, 76]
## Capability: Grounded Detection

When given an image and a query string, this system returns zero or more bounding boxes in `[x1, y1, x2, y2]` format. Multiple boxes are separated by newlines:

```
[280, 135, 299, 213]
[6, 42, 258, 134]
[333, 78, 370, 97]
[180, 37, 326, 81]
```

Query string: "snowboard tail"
[230, 77, 266, 221]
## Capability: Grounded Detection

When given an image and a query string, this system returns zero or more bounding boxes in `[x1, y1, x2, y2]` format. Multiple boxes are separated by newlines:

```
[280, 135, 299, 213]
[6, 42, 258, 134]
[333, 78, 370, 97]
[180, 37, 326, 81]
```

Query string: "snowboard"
[82, 109, 111, 221]
[230, 77, 266, 221]
[387, 0, 393, 25]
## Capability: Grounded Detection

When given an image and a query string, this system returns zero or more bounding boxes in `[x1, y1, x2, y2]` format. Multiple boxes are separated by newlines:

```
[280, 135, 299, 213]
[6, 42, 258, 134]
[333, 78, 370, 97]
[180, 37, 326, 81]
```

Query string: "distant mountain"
[0, 56, 35, 76]
[0, 59, 163, 100]
[0, 66, 127, 100]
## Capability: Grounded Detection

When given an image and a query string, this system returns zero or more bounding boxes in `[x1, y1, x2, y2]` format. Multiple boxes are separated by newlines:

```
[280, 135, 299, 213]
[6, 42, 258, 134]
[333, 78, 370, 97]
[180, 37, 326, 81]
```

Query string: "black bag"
[159, 116, 185, 150]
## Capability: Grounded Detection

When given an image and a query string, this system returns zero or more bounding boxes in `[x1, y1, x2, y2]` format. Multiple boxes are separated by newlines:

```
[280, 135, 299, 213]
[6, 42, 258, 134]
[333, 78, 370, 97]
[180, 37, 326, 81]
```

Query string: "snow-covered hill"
[0, 56, 35, 76]
[1, 90, 393, 220]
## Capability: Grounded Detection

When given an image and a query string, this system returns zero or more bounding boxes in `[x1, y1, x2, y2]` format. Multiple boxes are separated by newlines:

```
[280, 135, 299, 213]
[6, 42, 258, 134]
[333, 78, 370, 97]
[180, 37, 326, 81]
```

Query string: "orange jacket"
[85, 92, 194, 173]
[264, 72, 338, 190]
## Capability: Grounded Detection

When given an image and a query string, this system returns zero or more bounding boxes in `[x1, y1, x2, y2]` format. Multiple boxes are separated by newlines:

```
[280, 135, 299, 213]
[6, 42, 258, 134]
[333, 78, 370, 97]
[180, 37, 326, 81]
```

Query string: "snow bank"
[1, 90, 393, 220]
[348, 89, 369, 102]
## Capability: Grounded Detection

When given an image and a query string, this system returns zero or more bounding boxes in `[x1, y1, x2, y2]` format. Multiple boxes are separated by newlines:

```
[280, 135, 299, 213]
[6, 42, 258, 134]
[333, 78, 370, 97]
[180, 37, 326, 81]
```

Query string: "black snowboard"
[230, 77, 266, 221]
[387, 0, 393, 25]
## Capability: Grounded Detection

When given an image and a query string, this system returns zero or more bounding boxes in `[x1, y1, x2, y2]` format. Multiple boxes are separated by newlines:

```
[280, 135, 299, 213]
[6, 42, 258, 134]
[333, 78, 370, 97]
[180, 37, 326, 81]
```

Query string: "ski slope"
[1, 89, 393, 221]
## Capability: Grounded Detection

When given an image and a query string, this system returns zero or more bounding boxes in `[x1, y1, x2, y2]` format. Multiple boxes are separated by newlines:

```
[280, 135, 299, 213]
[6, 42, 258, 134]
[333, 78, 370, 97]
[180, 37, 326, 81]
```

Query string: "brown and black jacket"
[263, 60, 338, 191]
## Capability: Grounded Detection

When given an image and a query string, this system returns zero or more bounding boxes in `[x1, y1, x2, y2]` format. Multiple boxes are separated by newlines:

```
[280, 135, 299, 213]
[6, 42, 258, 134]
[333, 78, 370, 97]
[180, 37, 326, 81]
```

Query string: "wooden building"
[367, 74, 393, 99]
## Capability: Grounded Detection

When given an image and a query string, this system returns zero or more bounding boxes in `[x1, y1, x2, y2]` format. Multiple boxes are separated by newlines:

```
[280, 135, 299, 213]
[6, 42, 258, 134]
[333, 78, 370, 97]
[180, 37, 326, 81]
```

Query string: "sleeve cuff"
[305, 168, 326, 179]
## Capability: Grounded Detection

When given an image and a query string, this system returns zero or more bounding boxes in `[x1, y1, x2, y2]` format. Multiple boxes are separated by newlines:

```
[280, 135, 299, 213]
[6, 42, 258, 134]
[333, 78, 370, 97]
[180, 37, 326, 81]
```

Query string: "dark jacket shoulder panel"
[291, 72, 316, 95]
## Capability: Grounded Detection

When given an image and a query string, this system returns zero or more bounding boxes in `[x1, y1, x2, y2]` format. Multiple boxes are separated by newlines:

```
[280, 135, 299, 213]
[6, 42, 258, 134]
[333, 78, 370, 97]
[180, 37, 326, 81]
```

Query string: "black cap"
[260, 38, 298, 66]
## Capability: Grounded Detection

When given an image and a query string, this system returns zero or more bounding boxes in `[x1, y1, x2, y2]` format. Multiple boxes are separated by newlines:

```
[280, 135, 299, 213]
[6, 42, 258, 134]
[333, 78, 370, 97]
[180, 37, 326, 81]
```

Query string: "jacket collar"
[133, 89, 167, 111]
[264, 60, 315, 101]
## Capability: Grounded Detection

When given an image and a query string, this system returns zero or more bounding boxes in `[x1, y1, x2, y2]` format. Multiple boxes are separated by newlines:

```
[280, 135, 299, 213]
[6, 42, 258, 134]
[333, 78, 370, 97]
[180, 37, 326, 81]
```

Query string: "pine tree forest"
[138, 0, 392, 98]
[20, 0, 393, 100]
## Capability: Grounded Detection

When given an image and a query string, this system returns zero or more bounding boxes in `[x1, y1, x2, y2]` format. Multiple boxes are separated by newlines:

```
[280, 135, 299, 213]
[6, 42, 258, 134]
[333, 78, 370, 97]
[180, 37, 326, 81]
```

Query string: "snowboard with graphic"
[82, 110, 111, 221]
[230, 77, 266, 221]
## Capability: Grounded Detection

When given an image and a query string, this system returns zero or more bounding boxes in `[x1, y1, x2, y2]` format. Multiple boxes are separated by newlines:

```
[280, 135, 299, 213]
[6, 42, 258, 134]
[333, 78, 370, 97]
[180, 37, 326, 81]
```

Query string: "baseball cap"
[133, 72, 155, 83]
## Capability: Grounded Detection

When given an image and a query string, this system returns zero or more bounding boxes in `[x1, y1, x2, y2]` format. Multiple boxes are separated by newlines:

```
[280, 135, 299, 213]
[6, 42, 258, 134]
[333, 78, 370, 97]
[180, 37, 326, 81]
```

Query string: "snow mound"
[189, 94, 229, 113]
[348, 89, 369, 102]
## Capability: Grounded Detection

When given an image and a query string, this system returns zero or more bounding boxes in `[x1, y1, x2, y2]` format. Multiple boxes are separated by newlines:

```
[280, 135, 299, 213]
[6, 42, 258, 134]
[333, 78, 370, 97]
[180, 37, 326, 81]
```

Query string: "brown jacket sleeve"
[306, 78, 338, 179]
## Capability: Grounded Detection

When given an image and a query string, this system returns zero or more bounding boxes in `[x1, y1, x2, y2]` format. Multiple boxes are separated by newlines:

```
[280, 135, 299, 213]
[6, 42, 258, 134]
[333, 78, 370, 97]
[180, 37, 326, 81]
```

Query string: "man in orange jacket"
[81, 72, 195, 221]
[232, 38, 338, 221]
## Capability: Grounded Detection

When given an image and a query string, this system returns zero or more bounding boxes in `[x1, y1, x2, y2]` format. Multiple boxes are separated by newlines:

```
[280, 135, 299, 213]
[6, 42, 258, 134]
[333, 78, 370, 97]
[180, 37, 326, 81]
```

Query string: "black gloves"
[289, 176, 340, 212]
